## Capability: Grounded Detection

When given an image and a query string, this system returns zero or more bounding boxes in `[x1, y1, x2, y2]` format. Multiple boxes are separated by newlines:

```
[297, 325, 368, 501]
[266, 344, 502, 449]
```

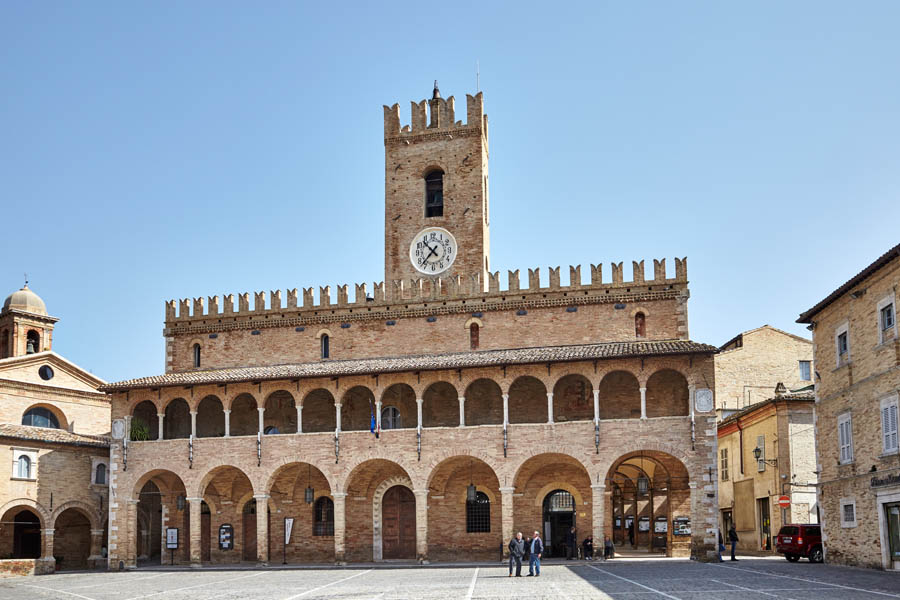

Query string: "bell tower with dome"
[0, 283, 58, 359]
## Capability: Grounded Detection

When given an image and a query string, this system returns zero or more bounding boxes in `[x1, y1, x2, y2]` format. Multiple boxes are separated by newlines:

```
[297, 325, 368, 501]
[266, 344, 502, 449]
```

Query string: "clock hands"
[424, 242, 439, 260]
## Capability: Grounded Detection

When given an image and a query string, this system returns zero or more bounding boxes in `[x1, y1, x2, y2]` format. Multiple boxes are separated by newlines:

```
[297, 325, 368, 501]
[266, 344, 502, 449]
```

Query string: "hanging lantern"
[304, 464, 314, 504]
[176, 495, 185, 511]
[466, 483, 477, 503]
[637, 475, 649, 495]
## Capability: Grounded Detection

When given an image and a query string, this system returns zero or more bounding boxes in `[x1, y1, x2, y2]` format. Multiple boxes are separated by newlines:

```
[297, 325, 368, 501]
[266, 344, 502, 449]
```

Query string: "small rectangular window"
[799, 360, 811, 381]
[841, 500, 857, 527]
[837, 331, 848, 358]
[882, 395, 899, 454]
[838, 413, 853, 464]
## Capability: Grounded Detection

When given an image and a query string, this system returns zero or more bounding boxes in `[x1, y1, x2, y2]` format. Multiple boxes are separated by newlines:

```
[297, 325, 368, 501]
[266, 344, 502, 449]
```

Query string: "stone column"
[591, 484, 605, 551]
[88, 528, 104, 566]
[413, 488, 429, 563]
[546, 392, 554, 424]
[500, 487, 515, 558]
[190, 411, 197, 438]
[223, 409, 231, 437]
[592, 389, 600, 424]
[375, 401, 382, 431]
[254, 494, 269, 565]
[502, 393, 509, 427]
[41, 528, 55, 559]
[257, 407, 265, 434]
[332, 492, 347, 564]
[458, 396, 466, 427]
[124, 415, 132, 441]
[416, 397, 423, 431]
[296, 403, 303, 433]
[335, 403, 342, 433]
[640, 387, 647, 419]
[188, 497, 203, 567]
[157, 413, 165, 440]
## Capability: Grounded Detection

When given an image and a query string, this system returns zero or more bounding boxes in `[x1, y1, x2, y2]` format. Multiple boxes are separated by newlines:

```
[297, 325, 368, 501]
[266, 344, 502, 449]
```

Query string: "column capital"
[412, 488, 429, 496]
[186, 497, 204, 503]
[458, 396, 465, 402]
[334, 403, 342, 408]
[416, 397, 423, 404]
[499, 486, 516, 494]
[332, 492, 348, 499]
[189, 410, 197, 415]
[157, 413, 165, 418]
[253, 493, 270, 500]
[42, 529, 55, 535]
[257, 406, 265, 412]
[590, 484, 606, 491]
[223, 408, 231, 413]
[126, 499, 140, 505]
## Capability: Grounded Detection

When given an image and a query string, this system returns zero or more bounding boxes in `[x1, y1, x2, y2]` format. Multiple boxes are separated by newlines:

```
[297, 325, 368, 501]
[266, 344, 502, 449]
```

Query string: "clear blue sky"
[2, 2, 898, 382]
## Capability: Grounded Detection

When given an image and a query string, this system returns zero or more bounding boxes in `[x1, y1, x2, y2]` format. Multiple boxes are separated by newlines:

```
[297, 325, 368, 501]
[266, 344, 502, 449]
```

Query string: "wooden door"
[243, 512, 257, 561]
[382, 486, 416, 559]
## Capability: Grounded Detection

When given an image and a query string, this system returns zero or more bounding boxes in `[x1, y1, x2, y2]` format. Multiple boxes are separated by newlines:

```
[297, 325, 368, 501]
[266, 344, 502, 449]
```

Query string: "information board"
[166, 527, 178, 549]
[654, 517, 668, 534]
[673, 517, 691, 536]
[219, 523, 234, 550]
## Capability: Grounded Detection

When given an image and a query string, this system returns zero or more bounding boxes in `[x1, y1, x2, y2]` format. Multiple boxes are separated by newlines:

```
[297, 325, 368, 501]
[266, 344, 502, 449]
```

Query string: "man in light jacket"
[508, 532, 525, 577]
[527, 530, 544, 577]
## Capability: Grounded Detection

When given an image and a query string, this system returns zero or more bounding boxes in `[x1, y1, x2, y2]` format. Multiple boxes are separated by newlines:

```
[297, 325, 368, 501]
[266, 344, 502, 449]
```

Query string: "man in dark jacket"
[582, 535, 594, 560]
[728, 524, 739, 561]
[508, 532, 525, 577]
[565, 527, 577, 559]
[527, 531, 543, 576]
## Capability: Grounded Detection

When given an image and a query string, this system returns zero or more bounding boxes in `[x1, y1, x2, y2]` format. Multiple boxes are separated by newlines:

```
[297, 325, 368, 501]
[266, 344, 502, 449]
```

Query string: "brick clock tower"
[383, 83, 490, 296]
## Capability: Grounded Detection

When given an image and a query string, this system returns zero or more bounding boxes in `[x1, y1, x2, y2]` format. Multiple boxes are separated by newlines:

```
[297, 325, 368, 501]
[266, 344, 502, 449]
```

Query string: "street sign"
[777, 495, 791, 509]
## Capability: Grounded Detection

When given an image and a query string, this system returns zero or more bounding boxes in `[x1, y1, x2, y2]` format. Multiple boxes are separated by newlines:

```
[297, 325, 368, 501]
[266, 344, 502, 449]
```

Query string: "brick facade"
[798, 244, 900, 570]
[102, 87, 721, 569]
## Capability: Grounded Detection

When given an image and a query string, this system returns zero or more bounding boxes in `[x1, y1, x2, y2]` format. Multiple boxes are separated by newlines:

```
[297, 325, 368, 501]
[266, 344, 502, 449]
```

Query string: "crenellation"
[570, 265, 582, 288]
[508, 270, 520, 292]
[410, 100, 427, 132]
[164, 258, 689, 324]
[654, 259, 666, 282]
[465, 92, 484, 129]
[383, 103, 401, 137]
[548, 266, 560, 290]
[632, 260, 645, 283]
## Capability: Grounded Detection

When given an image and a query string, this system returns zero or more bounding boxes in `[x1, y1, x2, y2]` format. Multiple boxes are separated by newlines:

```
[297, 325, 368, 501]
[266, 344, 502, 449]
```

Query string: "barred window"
[547, 490, 574, 512]
[466, 491, 491, 533]
[313, 497, 334, 536]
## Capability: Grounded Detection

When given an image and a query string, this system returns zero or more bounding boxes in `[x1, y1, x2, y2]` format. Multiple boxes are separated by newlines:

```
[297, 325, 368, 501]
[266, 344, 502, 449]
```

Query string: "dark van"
[775, 524, 823, 562]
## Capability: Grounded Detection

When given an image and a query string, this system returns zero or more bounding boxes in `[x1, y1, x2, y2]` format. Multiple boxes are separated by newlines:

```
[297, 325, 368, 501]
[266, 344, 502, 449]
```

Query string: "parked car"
[775, 524, 823, 562]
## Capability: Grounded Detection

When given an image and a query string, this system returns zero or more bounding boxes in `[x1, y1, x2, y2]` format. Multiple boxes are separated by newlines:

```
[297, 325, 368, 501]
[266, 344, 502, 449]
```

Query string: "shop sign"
[871, 472, 900, 488]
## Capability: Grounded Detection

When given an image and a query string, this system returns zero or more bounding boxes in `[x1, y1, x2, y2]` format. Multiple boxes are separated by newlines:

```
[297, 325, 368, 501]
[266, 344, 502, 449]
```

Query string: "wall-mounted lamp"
[752, 446, 777, 466]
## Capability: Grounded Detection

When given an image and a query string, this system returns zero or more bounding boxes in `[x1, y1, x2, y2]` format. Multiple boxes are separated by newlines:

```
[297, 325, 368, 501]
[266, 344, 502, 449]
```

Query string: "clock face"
[410, 227, 457, 275]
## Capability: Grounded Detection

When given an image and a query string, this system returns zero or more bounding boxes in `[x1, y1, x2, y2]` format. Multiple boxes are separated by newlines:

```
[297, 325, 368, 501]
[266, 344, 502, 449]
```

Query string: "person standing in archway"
[566, 526, 577, 560]
[527, 530, 543, 576]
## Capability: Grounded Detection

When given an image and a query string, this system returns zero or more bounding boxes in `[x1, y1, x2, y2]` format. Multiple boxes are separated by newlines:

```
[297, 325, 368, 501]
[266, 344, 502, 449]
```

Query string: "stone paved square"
[2, 559, 899, 600]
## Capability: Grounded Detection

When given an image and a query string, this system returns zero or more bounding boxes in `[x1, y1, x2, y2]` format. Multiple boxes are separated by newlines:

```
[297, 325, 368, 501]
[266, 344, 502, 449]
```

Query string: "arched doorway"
[381, 486, 415, 559]
[53, 508, 92, 569]
[12, 510, 42, 558]
[542, 490, 576, 558]
[133, 469, 188, 565]
[607, 451, 691, 556]
[242, 499, 257, 562]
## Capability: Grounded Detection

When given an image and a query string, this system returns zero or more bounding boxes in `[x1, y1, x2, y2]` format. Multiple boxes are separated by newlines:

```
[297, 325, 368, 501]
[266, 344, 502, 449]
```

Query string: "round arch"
[302, 388, 336, 433]
[463, 378, 503, 426]
[598, 370, 641, 419]
[552, 373, 594, 422]
[21, 403, 68, 431]
[508, 375, 546, 424]
[51, 500, 100, 531]
[645, 369, 690, 417]
[422, 381, 459, 428]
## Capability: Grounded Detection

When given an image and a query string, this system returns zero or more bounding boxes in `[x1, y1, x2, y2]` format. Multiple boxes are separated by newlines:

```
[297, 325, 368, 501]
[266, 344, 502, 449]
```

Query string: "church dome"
[2, 285, 47, 316]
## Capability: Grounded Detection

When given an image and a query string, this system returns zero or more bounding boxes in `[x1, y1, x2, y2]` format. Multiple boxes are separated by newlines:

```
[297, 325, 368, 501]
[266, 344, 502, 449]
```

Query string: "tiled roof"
[718, 390, 815, 428]
[101, 340, 718, 392]
[798, 242, 900, 323]
[0, 423, 110, 448]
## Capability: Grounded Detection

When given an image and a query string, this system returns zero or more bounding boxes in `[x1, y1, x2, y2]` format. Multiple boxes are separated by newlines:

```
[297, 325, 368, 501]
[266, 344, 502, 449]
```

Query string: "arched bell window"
[313, 497, 334, 536]
[635, 312, 646, 338]
[469, 323, 480, 350]
[192, 344, 201, 368]
[424, 170, 444, 218]
[26, 330, 40, 354]
[320, 334, 330, 359]
[22, 407, 60, 429]
[381, 405, 401, 430]
[466, 491, 491, 533]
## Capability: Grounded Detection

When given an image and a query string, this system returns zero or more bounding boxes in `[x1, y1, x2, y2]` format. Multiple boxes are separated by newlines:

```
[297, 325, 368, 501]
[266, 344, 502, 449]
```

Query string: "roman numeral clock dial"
[409, 227, 458, 275]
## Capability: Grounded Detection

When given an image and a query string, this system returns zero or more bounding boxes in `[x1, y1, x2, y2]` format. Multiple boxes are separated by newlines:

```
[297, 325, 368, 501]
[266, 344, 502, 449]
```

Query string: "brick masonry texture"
[101, 88, 721, 569]
[799, 246, 900, 570]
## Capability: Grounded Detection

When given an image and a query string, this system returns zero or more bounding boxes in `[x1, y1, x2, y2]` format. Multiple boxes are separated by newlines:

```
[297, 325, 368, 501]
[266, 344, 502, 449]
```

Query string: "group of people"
[507, 529, 616, 577]
[717, 524, 740, 562]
